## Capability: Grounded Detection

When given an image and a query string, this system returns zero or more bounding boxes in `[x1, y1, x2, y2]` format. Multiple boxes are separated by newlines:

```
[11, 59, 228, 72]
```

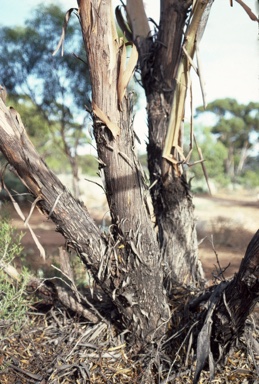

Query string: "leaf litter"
[0, 283, 258, 383]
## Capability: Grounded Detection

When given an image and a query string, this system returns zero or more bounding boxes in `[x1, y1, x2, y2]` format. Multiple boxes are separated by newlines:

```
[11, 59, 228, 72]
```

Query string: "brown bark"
[78, 0, 170, 343]
[193, 230, 259, 383]
[0, 0, 258, 379]
[0, 101, 105, 269]
[0, 94, 170, 343]
[131, 0, 204, 287]
[212, 230, 259, 354]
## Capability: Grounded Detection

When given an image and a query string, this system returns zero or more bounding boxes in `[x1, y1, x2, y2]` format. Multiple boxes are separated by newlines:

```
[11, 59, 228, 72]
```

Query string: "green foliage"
[78, 154, 98, 176]
[0, 219, 23, 263]
[7, 94, 50, 149]
[0, 4, 92, 178]
[187, 126, 229, 188]
[196, 99, 259, 182]
[238, 170, 259, 188]
[0, 4, 91, 108]
[44, 149, 71, 174]
[0, 269, 31, 332]
[0, 217, 33, 331]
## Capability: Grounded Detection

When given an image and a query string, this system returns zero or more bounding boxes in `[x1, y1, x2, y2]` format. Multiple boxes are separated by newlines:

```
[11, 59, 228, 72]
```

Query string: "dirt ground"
[4, 188, 259, 281]
[195, 190, 259, 280]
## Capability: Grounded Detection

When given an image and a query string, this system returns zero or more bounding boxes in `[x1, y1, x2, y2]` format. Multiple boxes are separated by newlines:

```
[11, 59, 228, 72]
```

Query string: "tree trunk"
[0, 96, 169, 343]
[213, 230, 259, 353]
[78, 0, 171, 343]
[130, 0, 204, 287]
[236, 141, 249, 175]
[0, 1, 258, 378]
[193, 230, 259, 383]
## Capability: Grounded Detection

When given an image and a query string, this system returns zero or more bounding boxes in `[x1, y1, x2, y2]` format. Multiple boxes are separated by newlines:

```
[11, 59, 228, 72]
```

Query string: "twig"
[48, 191, 64, 219]
[209, 235, 229, 281]
[162, 321, 199, 384]
[7, 363, 43, 381]
[24, 195, 42, 225]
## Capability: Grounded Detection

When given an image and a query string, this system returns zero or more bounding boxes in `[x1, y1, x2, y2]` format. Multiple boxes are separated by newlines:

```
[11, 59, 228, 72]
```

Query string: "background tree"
[0, 1, 258, 382]
[196, 98, 259, 182]
[0, 4, 91, 198]
[185, 125, 229, 189]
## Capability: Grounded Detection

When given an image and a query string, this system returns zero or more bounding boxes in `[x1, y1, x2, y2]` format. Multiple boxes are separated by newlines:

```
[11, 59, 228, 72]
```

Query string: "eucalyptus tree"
[0, 1, 258, 382]
[196, 99, 259, 180]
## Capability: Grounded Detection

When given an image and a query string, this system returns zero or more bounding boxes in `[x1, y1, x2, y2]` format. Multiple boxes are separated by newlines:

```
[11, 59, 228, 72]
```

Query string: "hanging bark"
[126, 0, 205, 287]
[193, 230, 259, 383]
[77, 0, 171, 343]
[0, 1, 258, 379]
[0, 94, 170, 344]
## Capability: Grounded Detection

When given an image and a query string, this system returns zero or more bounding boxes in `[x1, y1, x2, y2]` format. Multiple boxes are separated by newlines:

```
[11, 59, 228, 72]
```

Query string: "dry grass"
[1, 195, 258, 382]
[0, 287, 258, 384]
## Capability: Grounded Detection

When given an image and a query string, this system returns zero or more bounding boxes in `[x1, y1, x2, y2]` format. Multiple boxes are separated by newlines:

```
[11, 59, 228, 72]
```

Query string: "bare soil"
[4, 189, 259, 281]
[195, 190, 259, 281]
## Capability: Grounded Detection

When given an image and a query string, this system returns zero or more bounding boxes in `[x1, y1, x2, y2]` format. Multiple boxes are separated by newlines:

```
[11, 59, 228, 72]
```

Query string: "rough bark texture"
[212, 230, 259, 356]
[0, 93, 170, 344]
[192, 230, 259, 383]
[0, 2, 258, 375]
[131, 0, 204, 287]
[77, 0, 171, 343]
[0, 100, 105, 268]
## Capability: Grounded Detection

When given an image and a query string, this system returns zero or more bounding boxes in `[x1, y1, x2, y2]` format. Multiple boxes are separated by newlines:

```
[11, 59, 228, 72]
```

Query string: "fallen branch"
[0, 258, 100, 323]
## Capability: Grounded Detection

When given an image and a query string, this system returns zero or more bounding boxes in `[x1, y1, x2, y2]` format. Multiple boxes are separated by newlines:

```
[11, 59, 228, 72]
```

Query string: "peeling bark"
[78, 0, 170, 343]
[0, 94, 170, 343]
[0, 1, 257, 373]
[212, 230, 259, 356]
[131, 0, 205, 286]
[193, 230, 259, 383]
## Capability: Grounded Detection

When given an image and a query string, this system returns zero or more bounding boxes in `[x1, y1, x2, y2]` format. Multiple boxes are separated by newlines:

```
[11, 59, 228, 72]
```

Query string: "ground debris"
[0, 291, 258, 383]
[0, 307, 141, 383]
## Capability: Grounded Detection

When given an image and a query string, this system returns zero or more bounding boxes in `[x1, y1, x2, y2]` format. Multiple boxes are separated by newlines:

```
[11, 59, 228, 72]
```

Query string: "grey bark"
[133, 0, 204, 287]
[0, 1, 258, 378]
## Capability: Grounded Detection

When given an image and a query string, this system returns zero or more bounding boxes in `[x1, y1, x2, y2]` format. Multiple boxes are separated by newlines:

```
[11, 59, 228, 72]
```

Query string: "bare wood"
[163, 0, 213, 167]
[126, 0, 150, 40]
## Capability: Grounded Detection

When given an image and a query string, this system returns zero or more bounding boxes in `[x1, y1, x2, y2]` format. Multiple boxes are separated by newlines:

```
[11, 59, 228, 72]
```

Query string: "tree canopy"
[0, 4, 92, 196]
[196, 98, 259, 181]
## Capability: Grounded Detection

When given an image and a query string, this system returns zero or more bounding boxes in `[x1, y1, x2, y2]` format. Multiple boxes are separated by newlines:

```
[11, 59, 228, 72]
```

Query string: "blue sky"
[0, 0, 258, 148]
[0, 0, 257, 106]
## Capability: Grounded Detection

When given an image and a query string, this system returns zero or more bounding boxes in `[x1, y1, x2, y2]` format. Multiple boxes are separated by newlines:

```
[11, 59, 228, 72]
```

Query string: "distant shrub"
[0, 165, 28, 201]
[239, 170, 259, 188]
[78, 154, 99, 176]
[0, 217, 33, 331]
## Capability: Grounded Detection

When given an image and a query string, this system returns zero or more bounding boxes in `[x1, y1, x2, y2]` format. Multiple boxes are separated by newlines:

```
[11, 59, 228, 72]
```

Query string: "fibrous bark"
[0, 92, 170, 343]
[1, 2, 258, 378]
[78, 0, 171, 343]
[193, 230, 259, 383]
[128, 0, 205, 287]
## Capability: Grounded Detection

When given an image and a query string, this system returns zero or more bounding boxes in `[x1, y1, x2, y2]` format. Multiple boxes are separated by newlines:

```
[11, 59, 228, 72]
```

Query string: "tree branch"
[0, 97, 106, 274]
